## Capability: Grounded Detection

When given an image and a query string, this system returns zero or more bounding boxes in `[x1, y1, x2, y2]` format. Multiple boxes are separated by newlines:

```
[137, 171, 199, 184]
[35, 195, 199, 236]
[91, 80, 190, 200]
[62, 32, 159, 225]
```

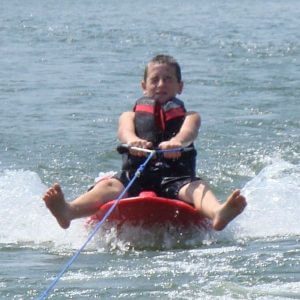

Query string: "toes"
[53, 184, 63, 196]
[42, 184, 62, 201]
[231, 189, 241, 198]
[43, 189, 53, 201]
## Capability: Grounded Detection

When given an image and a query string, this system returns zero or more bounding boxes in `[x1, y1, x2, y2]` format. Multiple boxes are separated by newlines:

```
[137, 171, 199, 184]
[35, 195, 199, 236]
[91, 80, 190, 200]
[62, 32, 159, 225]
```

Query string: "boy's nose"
[158, 78, 165, 86]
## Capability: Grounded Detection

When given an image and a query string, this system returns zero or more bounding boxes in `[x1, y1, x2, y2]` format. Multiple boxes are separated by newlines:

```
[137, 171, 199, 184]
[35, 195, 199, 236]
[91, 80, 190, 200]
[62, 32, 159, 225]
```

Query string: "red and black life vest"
[134, 96, 187, 146]
[122, 97, 197, 176]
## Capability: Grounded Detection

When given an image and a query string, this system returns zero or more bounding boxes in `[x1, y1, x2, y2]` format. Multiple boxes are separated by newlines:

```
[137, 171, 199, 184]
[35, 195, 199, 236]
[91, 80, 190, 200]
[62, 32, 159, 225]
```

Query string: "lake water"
[0, 1, 299, 299]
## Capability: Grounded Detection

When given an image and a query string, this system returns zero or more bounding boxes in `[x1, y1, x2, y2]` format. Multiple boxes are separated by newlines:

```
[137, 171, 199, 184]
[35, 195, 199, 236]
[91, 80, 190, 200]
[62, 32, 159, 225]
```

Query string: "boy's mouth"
[154, 91, 167, 98]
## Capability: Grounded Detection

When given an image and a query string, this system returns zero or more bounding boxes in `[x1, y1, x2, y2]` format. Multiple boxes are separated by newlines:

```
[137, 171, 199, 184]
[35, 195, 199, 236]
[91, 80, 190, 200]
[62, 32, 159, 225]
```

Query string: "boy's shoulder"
[164, 97, 186, 110]
[172, 97, 185, 105]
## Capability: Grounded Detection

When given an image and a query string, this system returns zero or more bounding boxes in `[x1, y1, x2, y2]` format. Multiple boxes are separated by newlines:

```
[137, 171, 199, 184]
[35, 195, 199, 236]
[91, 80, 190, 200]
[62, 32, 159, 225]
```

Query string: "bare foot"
[212, 190, 247, 231]
[42, 184, 71, 229]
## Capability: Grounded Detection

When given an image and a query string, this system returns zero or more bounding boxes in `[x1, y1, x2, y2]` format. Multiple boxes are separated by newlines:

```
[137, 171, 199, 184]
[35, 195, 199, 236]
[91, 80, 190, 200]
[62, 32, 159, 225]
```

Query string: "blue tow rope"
[38, 149, 157, 300]
[38, 146, 189, 299]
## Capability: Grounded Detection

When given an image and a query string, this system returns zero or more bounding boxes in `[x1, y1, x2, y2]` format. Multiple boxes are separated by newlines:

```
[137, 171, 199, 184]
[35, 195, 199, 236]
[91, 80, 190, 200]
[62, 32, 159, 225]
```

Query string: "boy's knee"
[93, 178, 124, 193]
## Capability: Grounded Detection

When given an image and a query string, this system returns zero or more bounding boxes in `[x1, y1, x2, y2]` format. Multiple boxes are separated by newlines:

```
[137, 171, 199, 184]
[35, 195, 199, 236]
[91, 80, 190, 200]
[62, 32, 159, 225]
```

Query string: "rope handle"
[116, 143, 193, 154]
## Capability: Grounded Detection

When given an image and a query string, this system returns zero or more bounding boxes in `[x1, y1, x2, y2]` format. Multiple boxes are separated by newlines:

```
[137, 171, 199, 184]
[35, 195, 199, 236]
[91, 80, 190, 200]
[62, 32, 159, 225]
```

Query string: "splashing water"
[0, 169, 87, 251]
[0, 159, 299, 252]
[234, 159, 300, 239]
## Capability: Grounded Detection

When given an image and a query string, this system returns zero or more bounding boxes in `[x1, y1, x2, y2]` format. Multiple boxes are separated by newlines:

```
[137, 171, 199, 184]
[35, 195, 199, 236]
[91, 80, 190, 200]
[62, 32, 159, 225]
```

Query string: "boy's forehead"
[147, 62, 177, 76]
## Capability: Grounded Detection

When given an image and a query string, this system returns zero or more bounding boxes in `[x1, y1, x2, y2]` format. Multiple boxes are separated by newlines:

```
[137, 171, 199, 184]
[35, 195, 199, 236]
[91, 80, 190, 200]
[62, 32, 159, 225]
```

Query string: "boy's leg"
[178, 180, 246, 231]
[42, 178, 125, 229]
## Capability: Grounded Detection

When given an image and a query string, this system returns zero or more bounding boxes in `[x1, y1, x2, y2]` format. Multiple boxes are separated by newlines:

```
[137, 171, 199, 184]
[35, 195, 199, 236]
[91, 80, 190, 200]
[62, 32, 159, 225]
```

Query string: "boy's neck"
[155, 97, 175, 105]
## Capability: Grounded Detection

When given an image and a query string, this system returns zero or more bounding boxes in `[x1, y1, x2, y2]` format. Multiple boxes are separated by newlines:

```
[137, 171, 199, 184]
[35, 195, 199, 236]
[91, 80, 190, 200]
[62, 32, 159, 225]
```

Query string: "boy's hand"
[127, 139, 153, 157]
[158, 139, 183, 159]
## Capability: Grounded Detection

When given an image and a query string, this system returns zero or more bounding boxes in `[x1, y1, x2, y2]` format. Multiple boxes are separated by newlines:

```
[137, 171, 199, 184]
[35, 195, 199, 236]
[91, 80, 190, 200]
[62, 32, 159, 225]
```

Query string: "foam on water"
[232, 158, 300, 239]
[0, 158, 299, 251]
[0, 169, 87, 250]
[90, 221, 214, 251]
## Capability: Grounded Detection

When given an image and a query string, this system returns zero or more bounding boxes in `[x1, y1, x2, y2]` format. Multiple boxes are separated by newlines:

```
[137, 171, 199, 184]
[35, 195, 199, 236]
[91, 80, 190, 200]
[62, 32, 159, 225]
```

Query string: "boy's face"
[141, 62, 183, 104]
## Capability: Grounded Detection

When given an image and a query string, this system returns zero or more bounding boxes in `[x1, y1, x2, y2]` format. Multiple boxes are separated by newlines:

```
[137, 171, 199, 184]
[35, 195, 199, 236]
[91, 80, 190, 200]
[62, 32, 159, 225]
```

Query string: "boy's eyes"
[149, 76, 173, 84]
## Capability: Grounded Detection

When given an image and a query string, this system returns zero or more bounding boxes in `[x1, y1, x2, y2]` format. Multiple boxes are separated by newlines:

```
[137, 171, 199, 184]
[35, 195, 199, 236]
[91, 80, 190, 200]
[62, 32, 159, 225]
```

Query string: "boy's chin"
[152, 95, 172, 104]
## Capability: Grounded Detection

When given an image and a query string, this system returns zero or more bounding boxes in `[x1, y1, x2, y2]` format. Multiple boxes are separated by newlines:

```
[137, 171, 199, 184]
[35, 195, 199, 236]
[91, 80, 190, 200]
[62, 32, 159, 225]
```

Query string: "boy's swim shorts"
[114, 169, 201, 199]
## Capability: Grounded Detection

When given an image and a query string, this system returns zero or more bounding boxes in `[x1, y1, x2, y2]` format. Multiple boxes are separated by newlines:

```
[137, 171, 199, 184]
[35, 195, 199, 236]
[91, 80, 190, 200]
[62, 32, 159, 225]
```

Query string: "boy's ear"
[178, 81, 184, 94]
[141, 81, 146, 94]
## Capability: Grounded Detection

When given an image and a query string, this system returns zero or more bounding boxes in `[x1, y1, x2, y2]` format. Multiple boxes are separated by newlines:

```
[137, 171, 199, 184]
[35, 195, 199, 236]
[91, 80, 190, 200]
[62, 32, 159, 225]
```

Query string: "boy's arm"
[118, 112, 152, 155]
[170, 111, 201, 147]
[159, 111, 201, 158]
[117, 111, 136, 144]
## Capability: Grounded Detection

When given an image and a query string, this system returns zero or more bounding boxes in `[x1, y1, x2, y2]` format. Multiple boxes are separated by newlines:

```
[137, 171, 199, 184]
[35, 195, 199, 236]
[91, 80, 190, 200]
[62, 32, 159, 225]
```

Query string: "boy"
[43, 55, 246, 231]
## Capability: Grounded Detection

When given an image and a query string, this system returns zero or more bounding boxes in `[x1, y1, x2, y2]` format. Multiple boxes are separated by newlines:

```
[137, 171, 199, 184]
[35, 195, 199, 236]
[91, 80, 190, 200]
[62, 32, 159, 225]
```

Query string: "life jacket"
[134, 96, 186, 146]
[121, 97, 197, 176]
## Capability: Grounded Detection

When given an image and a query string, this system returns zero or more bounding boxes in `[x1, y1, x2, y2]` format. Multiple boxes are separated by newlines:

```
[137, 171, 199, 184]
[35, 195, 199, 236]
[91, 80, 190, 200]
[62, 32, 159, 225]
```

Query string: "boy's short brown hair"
[144, 54, 182, 83]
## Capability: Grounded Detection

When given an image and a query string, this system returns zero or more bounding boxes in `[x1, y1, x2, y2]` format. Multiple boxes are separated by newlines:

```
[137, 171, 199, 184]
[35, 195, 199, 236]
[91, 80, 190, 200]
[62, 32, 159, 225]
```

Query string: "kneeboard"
[88, 191, 211, 231]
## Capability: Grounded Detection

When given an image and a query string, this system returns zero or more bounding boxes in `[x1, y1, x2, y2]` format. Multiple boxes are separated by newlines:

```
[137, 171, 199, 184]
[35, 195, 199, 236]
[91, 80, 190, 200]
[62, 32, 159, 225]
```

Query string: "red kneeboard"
[88, 191, 211, 230]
